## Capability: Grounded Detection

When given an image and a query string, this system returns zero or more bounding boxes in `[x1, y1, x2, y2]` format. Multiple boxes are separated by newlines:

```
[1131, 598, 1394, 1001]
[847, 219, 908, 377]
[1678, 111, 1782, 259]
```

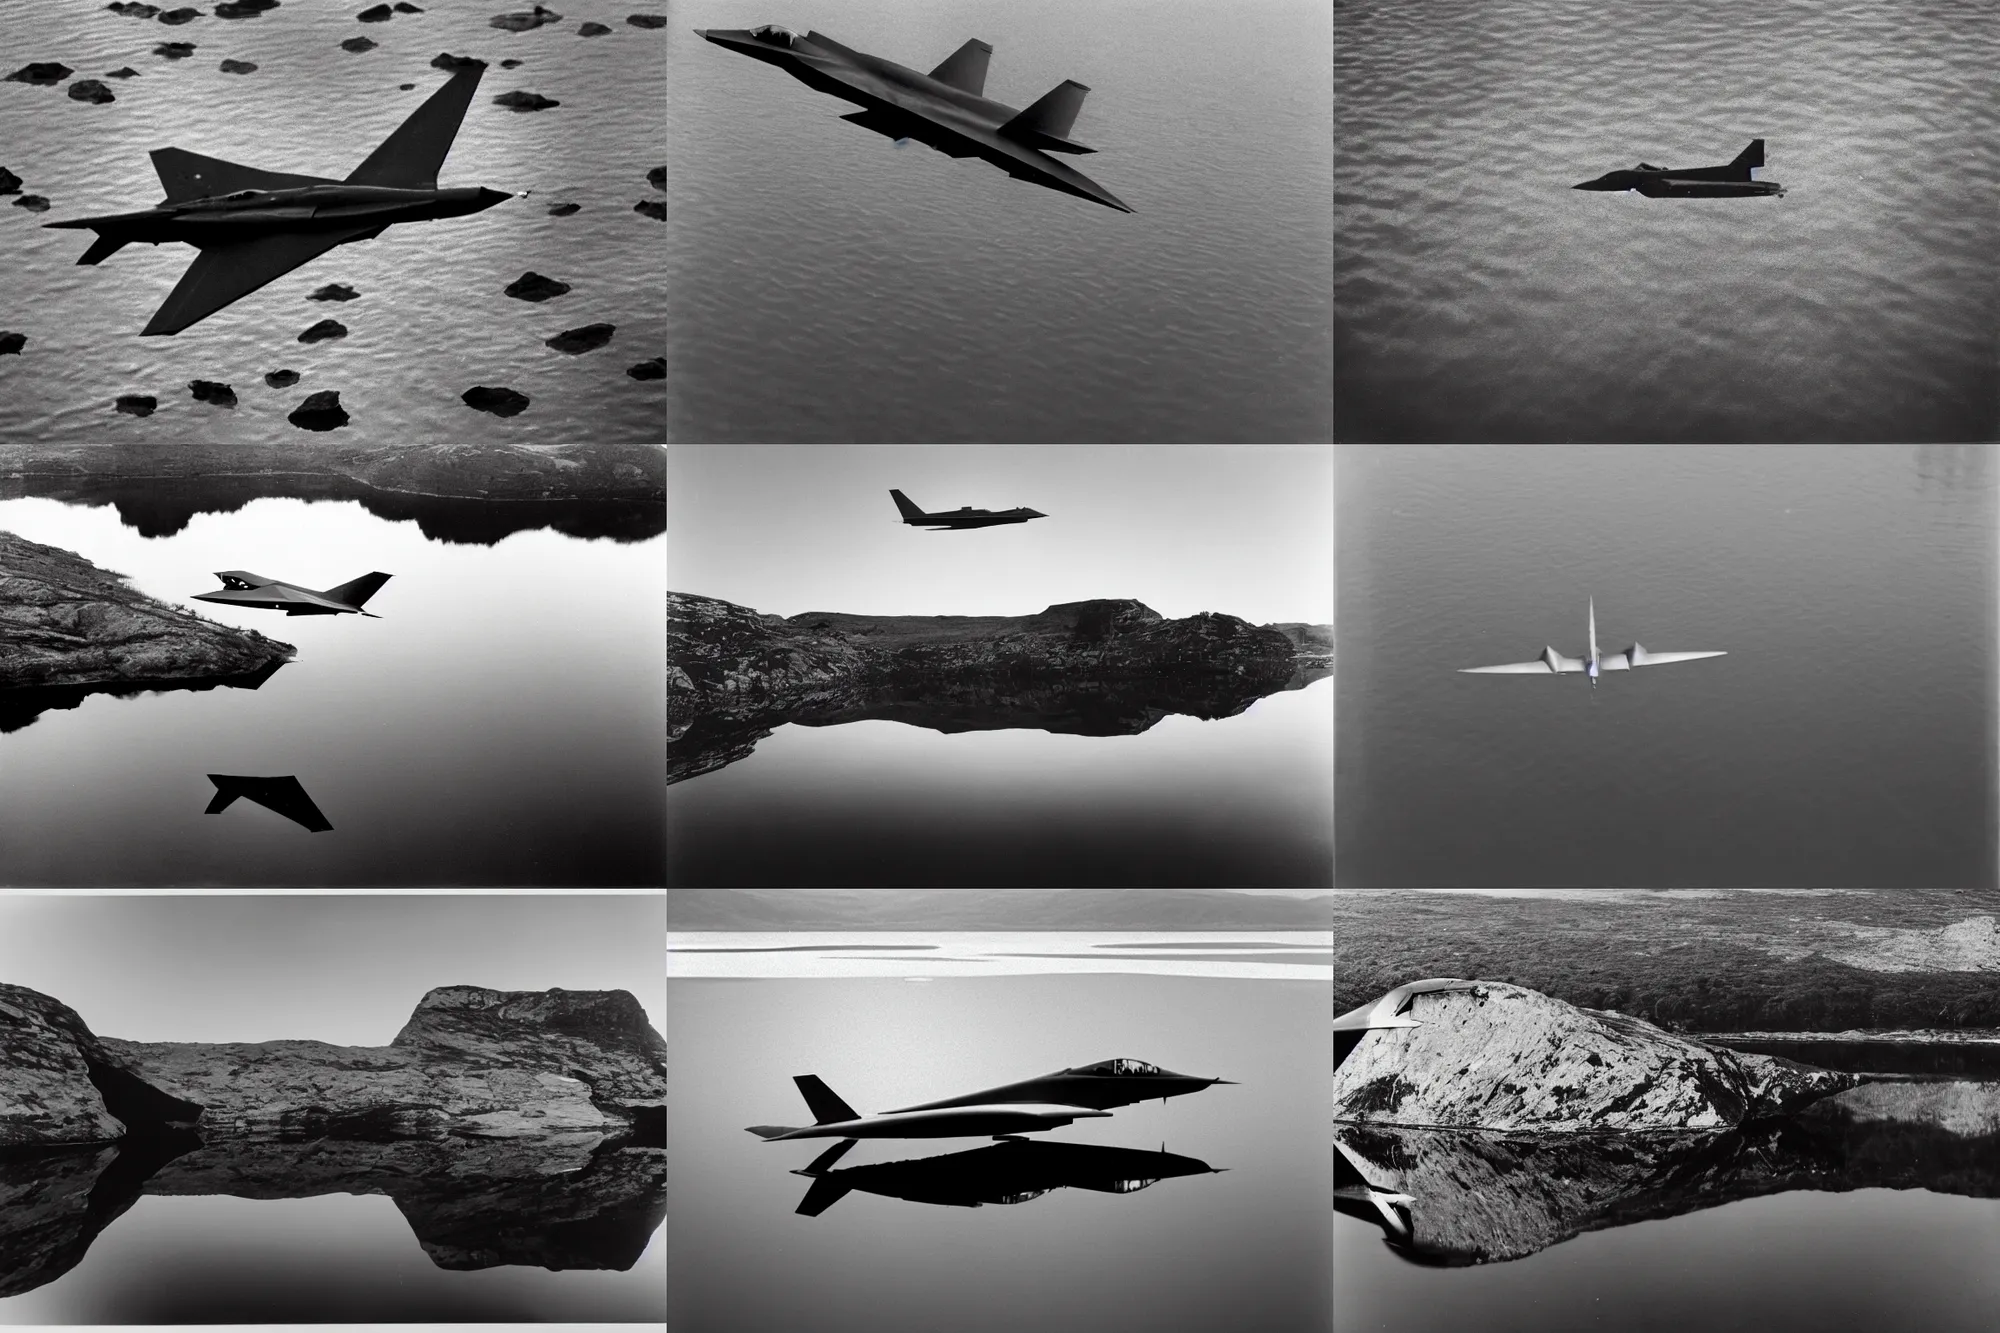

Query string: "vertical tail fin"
[321, 572, 391, 609]
[1000, 80, 1090, 144]
[889, 490, 929, 524]
[1728, 139, 1764, 177]
[927, 39, 992, 96]
[1588, 597, 1599, 669]
[793, 1074, 860, 1125]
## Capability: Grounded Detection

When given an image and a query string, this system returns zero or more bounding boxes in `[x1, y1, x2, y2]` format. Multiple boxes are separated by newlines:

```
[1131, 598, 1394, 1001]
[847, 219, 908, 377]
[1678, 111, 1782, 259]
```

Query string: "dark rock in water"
[157, 7, 201, 24]
[104, 66, 141, 78]
[309, 282, 358, 301]
[1331, 982, 1863, 1132]
[578, 20, 609, 36]
[461, 385, 530, 417]
[627, 13, 667, 28]
[0, 167, 19, 193]
[7, 63, 74, 86]
[499, 57, 523, 68]
[340, 35, 377, 52]
[430, 51, 484, 71]
[493, 89, 556, 111]
[153, 41, 196, 58]
[188, 379, 236, 408]
[0, 333, 24, 355]
[395, 1, 424, 11]
[357, 2, 393, 19]
[626, 357, 665, 380]
[546, 200, 580, 216]
[544, 322, 614, 354]
[298, 318, 347, 343]
[503, 270, 570, 301]
[12, 195, 52, 213]
[107, 2, 163, 16]
[215, 0, 282, 16]
[67, 79, 116, 103]
[287, 389, 348, 430]
[218, 58, 256, 73]
[264, 368, 299, 387]
[490, 4, 561, 31]
[633, 199, 666, 221]
[646, 164, 666, 191]
[114, 394, 156, 416]
[399, 81, 414, 89]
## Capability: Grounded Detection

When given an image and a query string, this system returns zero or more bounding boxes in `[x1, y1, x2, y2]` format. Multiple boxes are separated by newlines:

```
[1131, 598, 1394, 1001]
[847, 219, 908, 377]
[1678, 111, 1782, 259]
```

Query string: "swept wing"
[142, 225, 381, 336]
[344, 62, 486, 189]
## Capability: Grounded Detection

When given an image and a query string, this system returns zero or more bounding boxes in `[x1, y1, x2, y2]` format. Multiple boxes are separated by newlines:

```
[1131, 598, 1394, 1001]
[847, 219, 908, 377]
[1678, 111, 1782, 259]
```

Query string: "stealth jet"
[747, 1074, 1112, 1142]
[205, 775, 332, 833]
[192, 571, 392, 618]
[892, 488, 1046, 530]
[45, 63, 515, 334]
[786, 1137, 1224, 1215]
[1573, 139, 1784, 197]
[882, 1058, 1235, 1112]
[1458, 599, 1725, 685]
[698, 24, 1133, 212]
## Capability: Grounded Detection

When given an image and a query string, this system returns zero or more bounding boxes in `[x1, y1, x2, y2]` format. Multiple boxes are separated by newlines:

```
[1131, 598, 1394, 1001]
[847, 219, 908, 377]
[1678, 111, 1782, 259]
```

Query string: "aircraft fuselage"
[46, 184, 512, 243]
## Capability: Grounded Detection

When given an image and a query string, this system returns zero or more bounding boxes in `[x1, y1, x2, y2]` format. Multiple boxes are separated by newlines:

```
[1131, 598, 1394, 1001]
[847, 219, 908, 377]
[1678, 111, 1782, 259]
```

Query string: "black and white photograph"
[667, 0, 1332, 442]
[667, 444, 1332, 887]
[667, 887, 1333, 1333]
[1334, 0, 1997, 442]
[0, 891, 665, 1323]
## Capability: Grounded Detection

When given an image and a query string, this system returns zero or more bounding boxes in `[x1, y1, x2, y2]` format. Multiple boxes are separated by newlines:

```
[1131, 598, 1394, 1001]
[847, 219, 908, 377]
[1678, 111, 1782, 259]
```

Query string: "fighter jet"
[892, 489, 1046, 530]
[880, 1058, 1235, 1112]
[1334, 979, 1477, 1068]
[786, 1137, 1224, 1216]
[191, 571, 391, 618]
[747, 1074, 1113, 1142]
[698, 24, 1134, 213]
[44, 63, 515, 334]
[1573, 139, 1784, 197]
[204, 775, 332, 833]
[1458, 599, 1725, 685]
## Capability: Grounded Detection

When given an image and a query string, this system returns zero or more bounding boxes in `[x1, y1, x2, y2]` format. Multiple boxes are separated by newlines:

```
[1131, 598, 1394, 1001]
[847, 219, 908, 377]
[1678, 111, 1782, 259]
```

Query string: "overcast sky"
[0, 893, 663, 1045]
[668, 445, 1332, 625]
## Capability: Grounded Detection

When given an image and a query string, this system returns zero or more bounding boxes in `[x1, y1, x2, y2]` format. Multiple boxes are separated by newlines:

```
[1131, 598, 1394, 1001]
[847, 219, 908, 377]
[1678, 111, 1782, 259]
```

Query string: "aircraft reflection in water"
[45, 63, 515, 335]
[205, 775, 332, 832]
[788, 1137, 1224, 1215]
[192, 570, 392, 617]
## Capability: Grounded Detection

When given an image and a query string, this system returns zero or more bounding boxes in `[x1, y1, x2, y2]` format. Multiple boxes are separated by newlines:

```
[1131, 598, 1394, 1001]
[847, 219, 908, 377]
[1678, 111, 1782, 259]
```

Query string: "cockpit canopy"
[1074, 1059, 1163, 1077]
[749, 24, 801, 45]
[218, 189, 269, 201]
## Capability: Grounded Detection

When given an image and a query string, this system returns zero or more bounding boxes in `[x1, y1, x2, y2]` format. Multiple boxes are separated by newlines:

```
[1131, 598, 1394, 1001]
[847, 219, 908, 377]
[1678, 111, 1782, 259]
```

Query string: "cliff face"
[667, 591, 1329, 781]
[0, 531, 293, 705]
[1332, 982, 1861, 1133]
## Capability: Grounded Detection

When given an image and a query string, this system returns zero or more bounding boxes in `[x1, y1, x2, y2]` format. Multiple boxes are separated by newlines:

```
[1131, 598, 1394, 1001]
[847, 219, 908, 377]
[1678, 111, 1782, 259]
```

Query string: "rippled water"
[1335, 0, 1999, 442]
[0, 0, 666, 446]
[668, 0, 1333, 442]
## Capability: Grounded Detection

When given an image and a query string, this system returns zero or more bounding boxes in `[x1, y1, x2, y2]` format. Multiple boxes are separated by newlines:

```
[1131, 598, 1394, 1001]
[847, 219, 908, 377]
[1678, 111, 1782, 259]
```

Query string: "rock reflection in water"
[1334, 1080, 2000, 1266]
[0, 1137, 664, 1297]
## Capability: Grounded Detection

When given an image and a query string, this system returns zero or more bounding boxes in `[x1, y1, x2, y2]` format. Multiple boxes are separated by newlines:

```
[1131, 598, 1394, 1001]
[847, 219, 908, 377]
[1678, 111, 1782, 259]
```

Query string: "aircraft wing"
[151, 148, 337, 203]
[142, 224, 379, 335]
[197, 583, 351, 612]
[1459, 659, 1572, 674]
[1596, 649, 1727, 670]
[344, 62, 486, 189]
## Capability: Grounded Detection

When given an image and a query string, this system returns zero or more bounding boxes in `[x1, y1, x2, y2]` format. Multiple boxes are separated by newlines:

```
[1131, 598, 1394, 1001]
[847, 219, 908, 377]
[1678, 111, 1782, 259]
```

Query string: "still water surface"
[668, 676, 1331, 887]
[1336, 445, 1997, 888]
[0, 496, 664, 886]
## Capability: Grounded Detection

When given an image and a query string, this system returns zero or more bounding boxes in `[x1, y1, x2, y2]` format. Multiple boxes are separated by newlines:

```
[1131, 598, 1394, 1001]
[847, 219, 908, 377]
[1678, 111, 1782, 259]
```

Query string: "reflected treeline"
[783, 1138, 1224, 1216]
[1334, 1080, 2000, 1266]
[0, 477, 663, 544]
[0, 660, 286, 735]
[0, 1135, 665, 1297]
[669, 671, 1327, 785]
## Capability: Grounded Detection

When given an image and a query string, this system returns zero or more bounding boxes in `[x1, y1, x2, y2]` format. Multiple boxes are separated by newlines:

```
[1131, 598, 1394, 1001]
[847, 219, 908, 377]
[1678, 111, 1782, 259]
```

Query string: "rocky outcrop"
[461, 385, 530, 416]
[113, 393, 155, 416]
[1332, 982, 1860, 1132]
[633, 199, 666, 221]
[287, 389, 349, 429]
[503, 271, 570, 301]
[6, 63, 74, 86]
[668, 591, 1329, 781]
[0, 984, 204, 1149]
[0, 531, 294, 711]
[545, 322, 614, 353]
[491, 4, 563, 31]
[494, 90, 559, 112]
[67, 79, 116, 104]
[1336, 1078, 2000, 1265]
[341, 36, 379, 53]
[298, 318, 347, 343]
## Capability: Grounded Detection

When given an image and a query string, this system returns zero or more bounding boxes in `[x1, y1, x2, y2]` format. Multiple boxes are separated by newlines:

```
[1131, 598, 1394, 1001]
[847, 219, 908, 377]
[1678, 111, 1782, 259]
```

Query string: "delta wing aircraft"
[1458, 599, 1725, 685]
[192, 571, 392, 618]
[891, 489, 1046, 530]
[45, 63, 515, 334]
[1574, 139, 1784, 197]
[699, 24, 1133, 212]
[204, 775, 332, 833]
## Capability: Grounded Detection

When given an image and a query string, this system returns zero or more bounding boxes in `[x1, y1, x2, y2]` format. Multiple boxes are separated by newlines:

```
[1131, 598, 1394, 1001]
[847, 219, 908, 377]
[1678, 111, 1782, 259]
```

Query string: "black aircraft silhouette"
[699, 24, 1132, 212]
[882, 1058, 1234, 1112]
[788, 1137, 1223, 1215]
[204, 775, 332, 832]
[891, 489, 1046, 530]
[1573, 139, 1784, 197]
[45, 63, 514, 334]
[191, 571, 391, 617]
